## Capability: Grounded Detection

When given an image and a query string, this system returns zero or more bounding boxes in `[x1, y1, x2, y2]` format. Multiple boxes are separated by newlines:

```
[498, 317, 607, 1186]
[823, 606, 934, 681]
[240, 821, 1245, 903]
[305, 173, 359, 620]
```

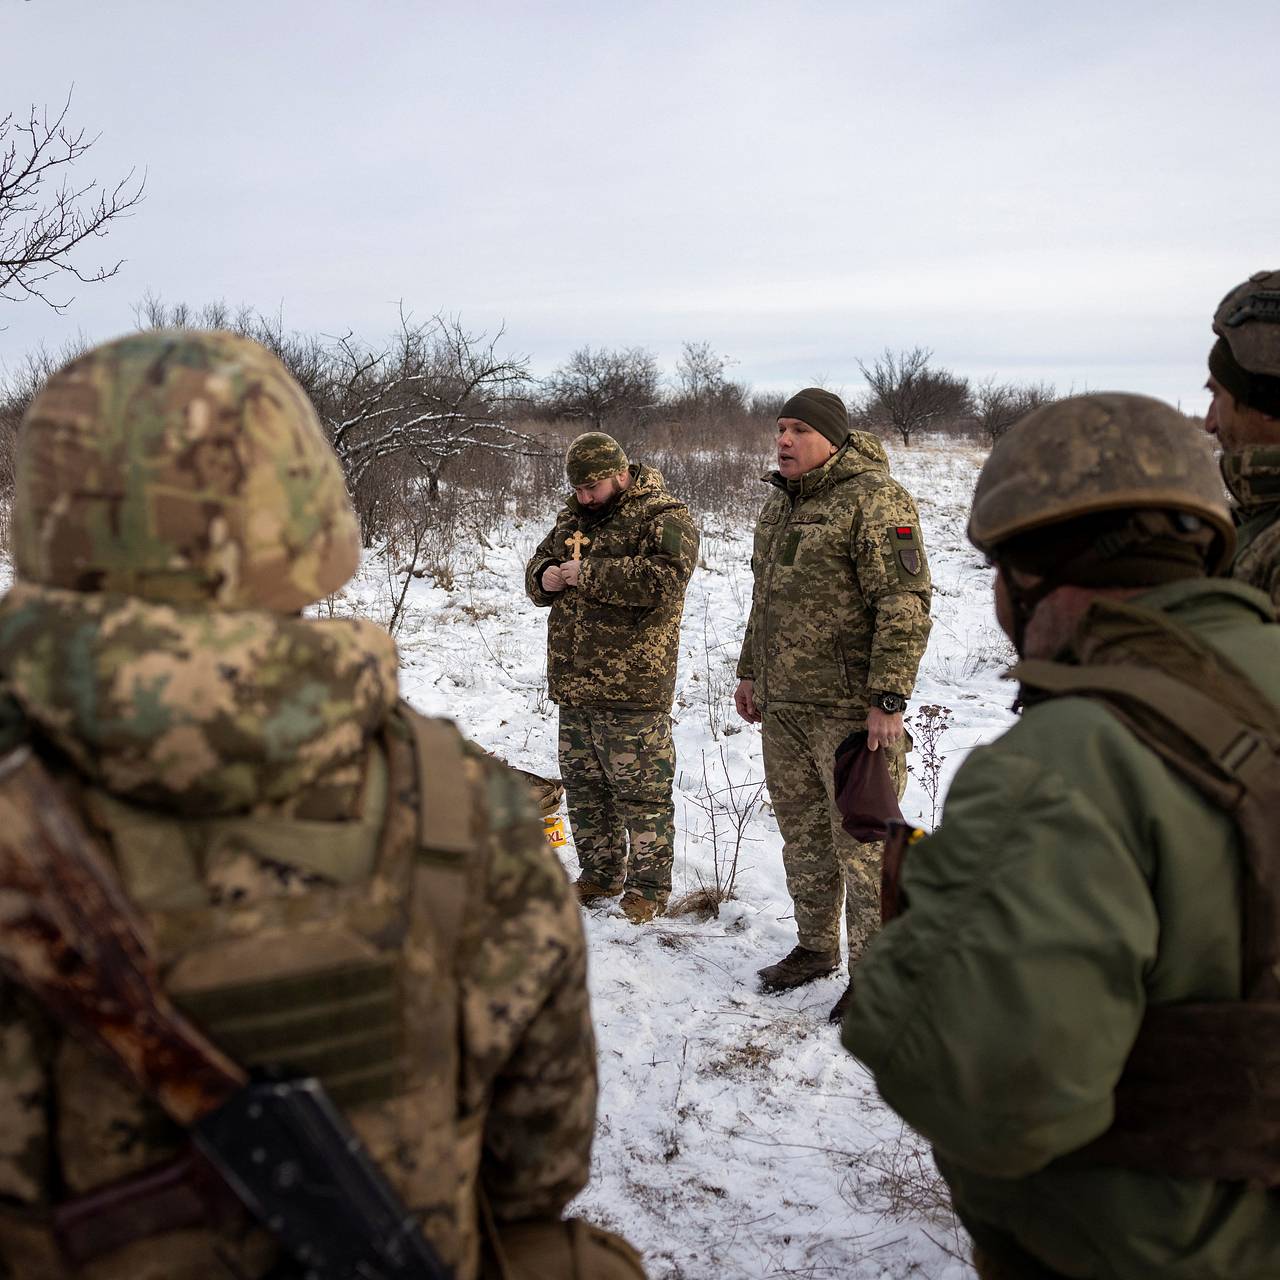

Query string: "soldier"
[844, 393, 1280, 1280]
[1205, 268, 1280, 609]
[0, 332, 644, 1280]
[734, 388, 931, 1021]
[525, 432, 697, 924]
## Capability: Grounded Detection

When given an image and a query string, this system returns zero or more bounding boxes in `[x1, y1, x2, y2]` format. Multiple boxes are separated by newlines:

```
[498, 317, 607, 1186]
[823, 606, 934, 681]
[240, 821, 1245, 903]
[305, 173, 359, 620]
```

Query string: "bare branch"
[0, 89, 146, 313]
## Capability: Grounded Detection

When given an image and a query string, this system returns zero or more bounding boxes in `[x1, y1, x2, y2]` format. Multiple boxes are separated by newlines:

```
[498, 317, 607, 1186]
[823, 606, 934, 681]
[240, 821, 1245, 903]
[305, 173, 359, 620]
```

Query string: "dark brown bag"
[833, 730, 905, 842]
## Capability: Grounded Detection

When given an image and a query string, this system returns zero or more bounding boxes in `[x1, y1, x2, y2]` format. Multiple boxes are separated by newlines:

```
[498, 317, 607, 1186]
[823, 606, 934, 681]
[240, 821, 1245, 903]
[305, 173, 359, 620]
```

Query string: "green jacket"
[736, 433, 931, 709]
[525, 464, 698, 711]
[1223, 444, 1280, 612]
[843, 579, 1280, 1280]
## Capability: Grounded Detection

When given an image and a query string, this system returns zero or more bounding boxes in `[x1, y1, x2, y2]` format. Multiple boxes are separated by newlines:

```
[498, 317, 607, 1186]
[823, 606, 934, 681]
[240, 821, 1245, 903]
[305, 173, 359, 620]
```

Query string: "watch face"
[877, 693, 905, 713]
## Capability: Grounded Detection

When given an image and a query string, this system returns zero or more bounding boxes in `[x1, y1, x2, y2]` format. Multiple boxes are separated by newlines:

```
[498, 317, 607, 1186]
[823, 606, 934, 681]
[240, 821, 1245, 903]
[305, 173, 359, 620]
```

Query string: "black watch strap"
[873, 691, 907, 714]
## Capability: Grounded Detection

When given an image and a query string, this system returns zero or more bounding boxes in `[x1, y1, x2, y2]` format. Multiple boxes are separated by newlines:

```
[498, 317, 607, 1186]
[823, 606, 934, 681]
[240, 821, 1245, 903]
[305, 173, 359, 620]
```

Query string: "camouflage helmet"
[13, 330, 361, 611]
[968, 392, 1235, 573]
[1213, 269, 1280, 378]
[565, 431, 628, 487]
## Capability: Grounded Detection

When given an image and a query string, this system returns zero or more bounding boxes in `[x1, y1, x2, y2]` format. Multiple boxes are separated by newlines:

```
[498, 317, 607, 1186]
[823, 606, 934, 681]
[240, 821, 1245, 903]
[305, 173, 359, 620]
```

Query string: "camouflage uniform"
[738, 432, 931, 968]
[1210, 271, 1280, 612]
[1216, 448, 1280, 609]
[0, 333, 642, 1280]
[525, 449, 697, 903]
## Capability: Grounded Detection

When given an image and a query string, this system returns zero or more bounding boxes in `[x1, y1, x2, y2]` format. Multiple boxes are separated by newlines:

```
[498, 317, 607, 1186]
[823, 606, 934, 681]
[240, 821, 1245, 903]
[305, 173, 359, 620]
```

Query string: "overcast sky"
[3, 0, 1277, 412]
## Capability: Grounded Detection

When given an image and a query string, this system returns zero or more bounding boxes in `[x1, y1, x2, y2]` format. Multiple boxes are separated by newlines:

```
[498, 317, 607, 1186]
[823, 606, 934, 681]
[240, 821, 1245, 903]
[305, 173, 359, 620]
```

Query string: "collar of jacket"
[764, 431, 891, 498]
[569, 462, 660, 523]
[1221, 445, 1280, 514]
[0, 581, 399, 816]
[1047, 577, 1277, 667]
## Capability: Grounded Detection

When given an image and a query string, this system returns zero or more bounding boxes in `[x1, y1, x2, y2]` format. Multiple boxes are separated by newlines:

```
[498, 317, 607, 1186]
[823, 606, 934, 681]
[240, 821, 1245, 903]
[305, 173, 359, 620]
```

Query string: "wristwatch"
[872, 691, 907, 715]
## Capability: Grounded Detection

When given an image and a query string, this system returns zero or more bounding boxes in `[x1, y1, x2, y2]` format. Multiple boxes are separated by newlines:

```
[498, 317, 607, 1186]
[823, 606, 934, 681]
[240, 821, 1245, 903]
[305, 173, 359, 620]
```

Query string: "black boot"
[827, 979, 854, 1024]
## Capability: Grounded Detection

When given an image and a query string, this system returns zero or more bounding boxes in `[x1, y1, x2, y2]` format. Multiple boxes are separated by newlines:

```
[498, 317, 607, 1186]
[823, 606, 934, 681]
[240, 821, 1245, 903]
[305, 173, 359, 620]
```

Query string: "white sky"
[3, 0, 1277, 412]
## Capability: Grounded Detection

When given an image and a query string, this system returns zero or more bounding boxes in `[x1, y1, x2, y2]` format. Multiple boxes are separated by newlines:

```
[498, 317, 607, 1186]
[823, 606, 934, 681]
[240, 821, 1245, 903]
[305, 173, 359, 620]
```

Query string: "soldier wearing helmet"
[524, 431, 697, 924]
[1205, 269, 1280, 610]
[0, 333, 644, 1280]
[845, 393, 1280, 1280]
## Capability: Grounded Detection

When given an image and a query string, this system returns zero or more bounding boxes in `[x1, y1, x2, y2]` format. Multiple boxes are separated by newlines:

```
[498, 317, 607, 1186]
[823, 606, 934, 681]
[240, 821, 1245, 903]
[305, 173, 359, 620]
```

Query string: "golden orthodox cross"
[565, 531, 591, 561]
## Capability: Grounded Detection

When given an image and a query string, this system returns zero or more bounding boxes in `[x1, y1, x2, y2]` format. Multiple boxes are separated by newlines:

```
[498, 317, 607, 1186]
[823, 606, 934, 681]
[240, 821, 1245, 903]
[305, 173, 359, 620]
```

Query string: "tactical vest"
[0, 704, 489, 1280]
[1013, 600, 1280, 1186]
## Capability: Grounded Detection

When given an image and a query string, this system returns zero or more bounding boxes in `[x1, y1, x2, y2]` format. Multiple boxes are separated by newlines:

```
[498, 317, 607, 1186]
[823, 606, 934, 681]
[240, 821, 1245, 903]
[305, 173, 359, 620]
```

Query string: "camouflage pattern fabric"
[761, 706, 907, 971]
[1213, 269, 1280, 378]
[737, 433, 932, 707]
[12, 330, 360, 613]
[525, 464, 698, 711]
[0, 635, 599, 1278]
[558, 707, 675, 900]
[0, 582, 400, 817]
[565, 432, 629, 487]
[967, 394, 1235, 571]
[0, 327, 612, 1279]
[1222, 445, 1280, 612]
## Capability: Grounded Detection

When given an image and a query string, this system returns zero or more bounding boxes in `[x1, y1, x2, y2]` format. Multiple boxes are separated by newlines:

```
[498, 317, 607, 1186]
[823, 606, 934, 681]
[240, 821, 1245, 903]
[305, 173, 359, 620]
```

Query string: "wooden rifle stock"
[0, 747, 246, 1122]
[0, 747, 451, 1279]
[881, 819, 925, 924]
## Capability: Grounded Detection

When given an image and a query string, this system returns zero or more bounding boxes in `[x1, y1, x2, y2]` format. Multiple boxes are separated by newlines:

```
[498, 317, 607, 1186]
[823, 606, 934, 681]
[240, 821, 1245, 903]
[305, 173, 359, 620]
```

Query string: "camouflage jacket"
[0, 585, 595, 1280]
[737, 434, 932, 710]
[1223, 445, 1280, 613]
[525, 465, 698, 711]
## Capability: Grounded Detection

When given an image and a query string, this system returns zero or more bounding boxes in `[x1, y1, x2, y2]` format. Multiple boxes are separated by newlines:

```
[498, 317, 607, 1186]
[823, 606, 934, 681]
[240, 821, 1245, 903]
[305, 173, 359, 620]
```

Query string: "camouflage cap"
[565, 432, 628, 487]
[968, 392, 1235, 573]
[13, 330, 361, 611]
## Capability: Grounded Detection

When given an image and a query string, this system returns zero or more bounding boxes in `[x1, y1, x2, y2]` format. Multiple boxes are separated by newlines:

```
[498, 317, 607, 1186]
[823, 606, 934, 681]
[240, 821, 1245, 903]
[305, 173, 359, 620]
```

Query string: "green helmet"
[13, 330, 361, 611]
[565, 431, 628, 487]
[1213, 269, 1280, 378]
[968, 392, 1235, 573]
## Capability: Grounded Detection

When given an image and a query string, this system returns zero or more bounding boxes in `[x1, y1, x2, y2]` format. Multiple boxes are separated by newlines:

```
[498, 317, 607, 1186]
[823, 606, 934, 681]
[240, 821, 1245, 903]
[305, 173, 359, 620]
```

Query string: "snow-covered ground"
[332, 437, 1015, 1278]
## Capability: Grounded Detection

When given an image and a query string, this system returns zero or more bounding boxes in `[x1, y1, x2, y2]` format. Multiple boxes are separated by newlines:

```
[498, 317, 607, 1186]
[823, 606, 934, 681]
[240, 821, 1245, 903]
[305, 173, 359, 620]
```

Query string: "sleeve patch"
[661, 519, 684, 555]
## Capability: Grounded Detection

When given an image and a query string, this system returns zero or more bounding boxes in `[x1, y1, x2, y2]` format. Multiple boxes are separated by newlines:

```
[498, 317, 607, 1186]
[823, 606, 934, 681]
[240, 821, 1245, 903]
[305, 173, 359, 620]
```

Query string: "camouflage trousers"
[760, 705, 907, 973]
[557, 707, 675, 900]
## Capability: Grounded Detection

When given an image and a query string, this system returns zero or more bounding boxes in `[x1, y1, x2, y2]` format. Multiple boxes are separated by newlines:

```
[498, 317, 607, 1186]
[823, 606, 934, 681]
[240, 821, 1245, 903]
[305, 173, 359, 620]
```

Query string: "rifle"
[0, 746, 450, 1279]
[880, 819, 925, 924]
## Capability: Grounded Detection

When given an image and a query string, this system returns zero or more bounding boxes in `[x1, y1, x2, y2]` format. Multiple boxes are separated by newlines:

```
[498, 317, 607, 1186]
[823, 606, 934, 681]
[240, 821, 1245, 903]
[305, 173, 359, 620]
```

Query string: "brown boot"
[575, 877, 621, 906]
[619, 890, 666, 924]
[757, 945, 840, 993]
[827, 979, 854, 1024]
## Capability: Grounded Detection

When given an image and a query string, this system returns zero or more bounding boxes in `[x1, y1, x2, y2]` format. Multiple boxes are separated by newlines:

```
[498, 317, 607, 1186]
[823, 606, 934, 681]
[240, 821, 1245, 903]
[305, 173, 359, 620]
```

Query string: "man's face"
[574, 472, 625, 508]
[776, 417, 838, 478]
[1204, 374, 1280, 451]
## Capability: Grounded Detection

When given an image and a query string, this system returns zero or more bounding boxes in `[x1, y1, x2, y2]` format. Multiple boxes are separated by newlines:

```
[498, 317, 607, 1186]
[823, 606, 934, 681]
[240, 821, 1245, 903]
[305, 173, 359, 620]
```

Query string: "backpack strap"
[1015, 655, 1280, 1002]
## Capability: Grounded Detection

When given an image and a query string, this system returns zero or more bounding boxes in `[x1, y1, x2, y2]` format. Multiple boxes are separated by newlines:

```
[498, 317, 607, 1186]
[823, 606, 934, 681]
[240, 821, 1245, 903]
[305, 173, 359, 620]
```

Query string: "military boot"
[619, 891, 667, 924]
[575, 877, 621, 906]
[827, 979, 854, 1024]
[757, 945, 840, 993]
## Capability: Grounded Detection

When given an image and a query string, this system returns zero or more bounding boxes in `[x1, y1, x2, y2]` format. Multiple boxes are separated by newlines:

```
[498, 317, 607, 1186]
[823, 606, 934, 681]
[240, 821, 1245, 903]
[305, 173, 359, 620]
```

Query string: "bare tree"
[672, 340, 746, 416]
[857, 346, 971, 446]
[118, 297, 540, 542]
[1, 92, 145, 312]
[544, 345, 661, 431]
[974, 376, 1057, 445]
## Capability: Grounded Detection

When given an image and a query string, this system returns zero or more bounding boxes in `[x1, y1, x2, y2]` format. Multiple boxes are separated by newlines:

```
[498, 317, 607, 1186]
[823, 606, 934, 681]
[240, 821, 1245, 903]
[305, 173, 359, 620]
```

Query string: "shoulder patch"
[661, 519, 684, 555]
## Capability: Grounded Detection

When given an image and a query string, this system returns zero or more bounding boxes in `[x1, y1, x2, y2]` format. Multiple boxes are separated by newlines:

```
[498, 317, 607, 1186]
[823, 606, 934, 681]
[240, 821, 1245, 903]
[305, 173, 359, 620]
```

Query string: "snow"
[331, 437, 1015, 1278]
[0, 434, 1008, 1275]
